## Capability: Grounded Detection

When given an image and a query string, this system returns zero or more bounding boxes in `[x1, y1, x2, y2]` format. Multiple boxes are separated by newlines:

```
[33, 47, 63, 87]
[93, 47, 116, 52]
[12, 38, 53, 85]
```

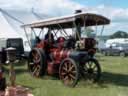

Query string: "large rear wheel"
[28, 48, 46, 77]
[59, 58, 79, 87]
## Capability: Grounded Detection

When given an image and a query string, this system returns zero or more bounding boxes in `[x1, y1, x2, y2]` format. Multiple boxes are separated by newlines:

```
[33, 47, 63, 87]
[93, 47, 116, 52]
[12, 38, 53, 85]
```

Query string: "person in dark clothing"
[1, 48, 6, 64]
[45, 29, 54, 43]
[44, 29, 54, 61]
[35, 36, 41, 44]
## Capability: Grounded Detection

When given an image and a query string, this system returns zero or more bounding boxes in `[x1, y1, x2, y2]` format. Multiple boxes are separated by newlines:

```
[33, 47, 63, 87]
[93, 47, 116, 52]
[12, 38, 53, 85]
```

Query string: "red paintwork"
[36, 41, 45, 48]
[35, 37, 96, 75]
[0, 69, 3, 79]
[47, 49, 71, 75]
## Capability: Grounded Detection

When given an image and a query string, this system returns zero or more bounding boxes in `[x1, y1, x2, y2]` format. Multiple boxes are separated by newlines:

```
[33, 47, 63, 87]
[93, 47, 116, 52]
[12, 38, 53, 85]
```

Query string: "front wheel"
[59, 58, 79, 87]
[82, 59, 101, 82]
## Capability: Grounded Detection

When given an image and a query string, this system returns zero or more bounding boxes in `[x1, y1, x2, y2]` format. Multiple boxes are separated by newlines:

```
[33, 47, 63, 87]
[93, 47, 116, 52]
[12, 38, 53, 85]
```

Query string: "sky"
[74, 0, 128, 8]
[0, 0, 128, 35]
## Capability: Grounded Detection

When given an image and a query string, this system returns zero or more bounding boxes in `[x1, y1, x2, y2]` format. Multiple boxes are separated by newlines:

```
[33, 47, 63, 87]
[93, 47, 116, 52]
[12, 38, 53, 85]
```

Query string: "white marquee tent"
[0, 11, 20, 38]
[0, 9, 49, 51]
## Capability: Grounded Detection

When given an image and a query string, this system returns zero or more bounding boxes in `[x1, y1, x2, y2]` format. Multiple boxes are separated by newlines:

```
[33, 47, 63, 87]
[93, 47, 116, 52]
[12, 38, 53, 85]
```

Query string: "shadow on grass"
[77, 72, 128, 88]
[99, 72, 128, 87]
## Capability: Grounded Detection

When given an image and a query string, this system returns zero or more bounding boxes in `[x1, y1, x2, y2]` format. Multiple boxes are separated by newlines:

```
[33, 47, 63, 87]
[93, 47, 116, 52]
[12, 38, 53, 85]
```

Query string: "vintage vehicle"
[6, 38, 24, 59]
[22, 12, 110, 87]
[0, 38, 24, 63]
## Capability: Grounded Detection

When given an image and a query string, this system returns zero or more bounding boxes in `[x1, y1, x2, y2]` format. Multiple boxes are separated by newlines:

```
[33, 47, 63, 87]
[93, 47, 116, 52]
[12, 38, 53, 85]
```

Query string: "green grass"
[3, 55, 128, 96]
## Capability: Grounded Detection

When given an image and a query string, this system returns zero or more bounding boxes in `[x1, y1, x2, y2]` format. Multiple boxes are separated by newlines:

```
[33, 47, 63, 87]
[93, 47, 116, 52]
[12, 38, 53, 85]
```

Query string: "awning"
[22, 13, 110, 29]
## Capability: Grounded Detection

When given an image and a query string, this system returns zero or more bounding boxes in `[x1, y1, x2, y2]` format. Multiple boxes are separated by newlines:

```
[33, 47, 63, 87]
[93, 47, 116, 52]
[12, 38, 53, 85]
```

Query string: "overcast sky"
[0, 0, 128, 35]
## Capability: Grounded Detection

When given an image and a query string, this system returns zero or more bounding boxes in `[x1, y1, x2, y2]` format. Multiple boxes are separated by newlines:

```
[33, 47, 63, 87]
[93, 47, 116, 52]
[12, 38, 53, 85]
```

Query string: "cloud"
[82, 5, 128, 23]
[0, 0, 83, 15]
[82, 5, 128, 35]
[34, 0, 83, 15]
[1, 0, 128, 35]
[1, 0, 128, 23]
[0, 0, 36, 10]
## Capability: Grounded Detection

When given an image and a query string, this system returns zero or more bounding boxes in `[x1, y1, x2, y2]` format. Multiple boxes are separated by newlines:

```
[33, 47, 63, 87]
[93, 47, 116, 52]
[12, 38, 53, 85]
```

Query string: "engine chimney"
[74, 9, 82, 40]
[75, 9, 82, 14]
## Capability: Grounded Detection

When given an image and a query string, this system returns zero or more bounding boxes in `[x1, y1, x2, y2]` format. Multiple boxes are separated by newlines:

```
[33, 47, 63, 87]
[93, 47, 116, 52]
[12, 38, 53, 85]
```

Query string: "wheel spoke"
[36, 67, 40, 77]
[88, 61, 93, 68]
[32, 65, 40, 77]
[63, 62, 68, 71]
[63, 75, 68, 81]
[93, 67, 98, 72]
[28, 48, 46, 77]
[62, 65, 68, 71]
[32, 52, 35, 57]
[68, 64, 74, 72]
[82, 60, 100, 81]
[68, 62, 72, 69]
[86, 62, 90, 69]
[32, 52, 37, 60]
[35, 55, 39, 61]
[69, 73, 76, 80]
[72, 70, 77, 74]
[83, 64, 88, 71]
[61, 72, 67, 76]
[32, 51, 40, 63]
[32, 67, 37, 76]
[92, 64, 96, 69]
[60, 58, 79, 87]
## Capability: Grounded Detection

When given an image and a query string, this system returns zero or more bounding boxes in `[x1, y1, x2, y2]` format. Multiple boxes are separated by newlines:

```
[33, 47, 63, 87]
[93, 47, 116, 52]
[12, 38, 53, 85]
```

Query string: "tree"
[110, 31, 128, 39]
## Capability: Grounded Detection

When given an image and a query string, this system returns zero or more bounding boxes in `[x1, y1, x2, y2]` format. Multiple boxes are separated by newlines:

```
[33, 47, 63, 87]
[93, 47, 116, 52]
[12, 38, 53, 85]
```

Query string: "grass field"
[3, 54, 128, 96]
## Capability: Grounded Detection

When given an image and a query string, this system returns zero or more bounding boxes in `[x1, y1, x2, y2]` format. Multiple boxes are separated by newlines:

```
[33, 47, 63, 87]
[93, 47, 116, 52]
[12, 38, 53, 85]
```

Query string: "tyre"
[28, 48, 46, 77]
[59, 58, 79, 87]
[82, 59, 101, 82]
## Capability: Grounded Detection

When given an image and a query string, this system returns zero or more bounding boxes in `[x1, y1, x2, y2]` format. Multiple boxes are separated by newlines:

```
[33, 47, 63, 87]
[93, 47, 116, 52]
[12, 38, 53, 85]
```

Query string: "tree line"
[110, 31, 128, 39]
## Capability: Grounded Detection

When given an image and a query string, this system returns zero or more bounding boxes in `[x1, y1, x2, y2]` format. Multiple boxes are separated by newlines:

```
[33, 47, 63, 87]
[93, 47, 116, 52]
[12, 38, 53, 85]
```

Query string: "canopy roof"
[22, 13, 110, 29]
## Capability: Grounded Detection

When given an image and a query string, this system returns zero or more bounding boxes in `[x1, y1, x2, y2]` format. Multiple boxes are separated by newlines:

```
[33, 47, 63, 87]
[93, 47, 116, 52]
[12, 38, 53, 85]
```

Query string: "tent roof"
[1, 9, 49, 38]
[0, 12, 20, 38]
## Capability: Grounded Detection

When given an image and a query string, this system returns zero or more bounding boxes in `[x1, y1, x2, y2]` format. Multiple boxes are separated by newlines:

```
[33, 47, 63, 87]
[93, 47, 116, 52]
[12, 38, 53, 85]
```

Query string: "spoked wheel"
[28, 48, 46, 77]
[82, 59, 101, 82]
[59, 58, 79, 87]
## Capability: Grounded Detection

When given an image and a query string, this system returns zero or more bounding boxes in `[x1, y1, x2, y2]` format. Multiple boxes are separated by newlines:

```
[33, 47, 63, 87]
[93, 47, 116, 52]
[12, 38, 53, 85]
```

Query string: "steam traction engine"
[22, 13, 110, 87]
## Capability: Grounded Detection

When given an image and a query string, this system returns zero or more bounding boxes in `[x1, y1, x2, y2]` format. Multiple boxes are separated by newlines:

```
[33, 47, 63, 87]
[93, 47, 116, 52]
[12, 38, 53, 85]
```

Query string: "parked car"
[100, 43, 128, 56]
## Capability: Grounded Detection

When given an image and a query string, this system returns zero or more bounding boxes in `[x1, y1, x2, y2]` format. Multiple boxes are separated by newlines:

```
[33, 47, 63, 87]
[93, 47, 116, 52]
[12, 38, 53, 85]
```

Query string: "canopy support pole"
[73, 21, 81, 41]
[31, 28, 37, 37]
[23, 28, 32, 49]
[57, 24, 68, 38]
[100, 25, 105, 37]
[52, 29, 58, 39]
[38, 28, 44, 37]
